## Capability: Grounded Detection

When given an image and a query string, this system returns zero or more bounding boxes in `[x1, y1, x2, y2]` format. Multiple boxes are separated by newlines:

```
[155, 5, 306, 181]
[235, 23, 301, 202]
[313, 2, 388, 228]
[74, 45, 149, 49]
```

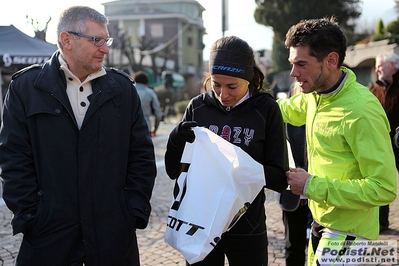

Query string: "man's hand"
[286, 167, 311, 195]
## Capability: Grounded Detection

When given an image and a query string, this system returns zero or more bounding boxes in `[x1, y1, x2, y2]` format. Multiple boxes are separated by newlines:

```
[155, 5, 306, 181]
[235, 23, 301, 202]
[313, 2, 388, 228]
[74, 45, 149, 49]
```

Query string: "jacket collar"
[203, 90, 272, 113]
[379, 70, 399, 90]
[35, 51, 121, 97]
[58, 54, 107, 85]
[34, 51, 122, 127]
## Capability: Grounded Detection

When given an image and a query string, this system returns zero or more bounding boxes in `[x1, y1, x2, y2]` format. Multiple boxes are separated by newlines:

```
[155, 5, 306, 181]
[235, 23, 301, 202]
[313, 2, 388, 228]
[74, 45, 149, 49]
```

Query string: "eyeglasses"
[68, 31, 114, 47]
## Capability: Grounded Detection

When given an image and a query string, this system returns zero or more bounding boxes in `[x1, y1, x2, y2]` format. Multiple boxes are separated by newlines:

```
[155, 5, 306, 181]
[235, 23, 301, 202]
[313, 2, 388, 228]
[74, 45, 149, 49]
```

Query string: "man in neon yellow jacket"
[277, 17, 397, 265]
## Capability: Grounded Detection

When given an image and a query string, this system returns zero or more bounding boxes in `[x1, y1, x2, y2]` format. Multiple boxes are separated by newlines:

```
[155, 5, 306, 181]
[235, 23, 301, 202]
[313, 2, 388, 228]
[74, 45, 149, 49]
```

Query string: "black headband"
[209, 49, 254, 82]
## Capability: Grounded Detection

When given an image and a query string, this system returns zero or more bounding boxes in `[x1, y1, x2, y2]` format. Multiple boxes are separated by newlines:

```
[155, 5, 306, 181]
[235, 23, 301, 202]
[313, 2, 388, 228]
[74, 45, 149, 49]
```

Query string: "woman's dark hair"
[285, 16, 347, 67]
[205, 36, 265, 95]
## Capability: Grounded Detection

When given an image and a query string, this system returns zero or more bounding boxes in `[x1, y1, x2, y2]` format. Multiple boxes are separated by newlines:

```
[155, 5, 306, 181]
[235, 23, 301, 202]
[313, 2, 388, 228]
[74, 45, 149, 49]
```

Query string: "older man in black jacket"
[0, 6, 156, 266]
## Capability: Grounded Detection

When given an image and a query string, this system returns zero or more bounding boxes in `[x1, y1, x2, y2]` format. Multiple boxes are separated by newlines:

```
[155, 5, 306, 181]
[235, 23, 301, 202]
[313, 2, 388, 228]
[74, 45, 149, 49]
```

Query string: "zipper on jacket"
[226, 106, 231, 111]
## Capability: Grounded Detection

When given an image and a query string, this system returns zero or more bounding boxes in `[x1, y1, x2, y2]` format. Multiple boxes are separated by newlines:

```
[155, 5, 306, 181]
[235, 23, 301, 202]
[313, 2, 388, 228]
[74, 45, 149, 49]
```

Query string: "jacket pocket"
[119, 190, 136, 230]
[22, 190, 45, 239]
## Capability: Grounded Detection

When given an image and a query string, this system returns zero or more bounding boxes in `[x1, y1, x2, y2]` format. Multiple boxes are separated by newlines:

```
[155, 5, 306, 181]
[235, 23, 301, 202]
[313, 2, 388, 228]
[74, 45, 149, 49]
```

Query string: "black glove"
[178, 121, 198, 143]
[395, 126, 399, 149]
[169, 121, 198, 147]
[165, 121, 198, 179]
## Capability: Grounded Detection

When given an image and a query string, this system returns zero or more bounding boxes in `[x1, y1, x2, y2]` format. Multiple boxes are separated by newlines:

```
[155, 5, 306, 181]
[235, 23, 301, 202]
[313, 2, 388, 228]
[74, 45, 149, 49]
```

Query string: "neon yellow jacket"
[278, 68, 397, 239]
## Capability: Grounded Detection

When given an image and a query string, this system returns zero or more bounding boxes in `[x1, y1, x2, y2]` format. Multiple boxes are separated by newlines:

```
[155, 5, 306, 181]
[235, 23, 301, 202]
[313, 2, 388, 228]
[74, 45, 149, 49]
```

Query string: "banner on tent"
[1, 54, 50, 67]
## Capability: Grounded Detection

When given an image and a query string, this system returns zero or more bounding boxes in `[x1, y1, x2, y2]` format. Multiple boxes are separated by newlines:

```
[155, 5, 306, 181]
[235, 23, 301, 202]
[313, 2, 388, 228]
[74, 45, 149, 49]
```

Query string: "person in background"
[370, 53, 399, 232]
[133, 70, 163, 137]
[277, 82, 312, 266]
[0, 6, 156, 266]
[368, 80, 374, 90]
[164, 35, 288, 266]
[395, 127, 399, 148]
[270, 80, 280, 99]
[277, 17, 397, 265]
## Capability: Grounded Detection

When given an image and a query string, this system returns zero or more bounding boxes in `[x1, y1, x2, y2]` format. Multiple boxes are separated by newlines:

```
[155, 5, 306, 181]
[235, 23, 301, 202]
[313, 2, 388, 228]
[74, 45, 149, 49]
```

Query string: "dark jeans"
[283, 201, 312, 266]
[186, 245, 268, 266]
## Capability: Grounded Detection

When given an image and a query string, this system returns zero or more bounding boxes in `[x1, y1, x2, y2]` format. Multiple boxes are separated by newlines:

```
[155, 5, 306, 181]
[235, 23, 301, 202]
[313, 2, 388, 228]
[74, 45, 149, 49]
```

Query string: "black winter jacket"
[165, 90, 288, 249]
[0, 51, 156, 266]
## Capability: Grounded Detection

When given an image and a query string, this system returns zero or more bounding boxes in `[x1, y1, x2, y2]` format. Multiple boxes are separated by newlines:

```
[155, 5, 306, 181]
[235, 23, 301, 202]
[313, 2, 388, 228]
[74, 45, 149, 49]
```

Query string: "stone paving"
[0, 121, 398, 265]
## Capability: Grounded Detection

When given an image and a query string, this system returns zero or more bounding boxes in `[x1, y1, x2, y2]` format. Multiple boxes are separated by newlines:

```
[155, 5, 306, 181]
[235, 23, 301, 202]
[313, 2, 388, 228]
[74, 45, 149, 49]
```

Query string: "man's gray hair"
[57, 6, 109, 49]
[376, 53, 399, 69]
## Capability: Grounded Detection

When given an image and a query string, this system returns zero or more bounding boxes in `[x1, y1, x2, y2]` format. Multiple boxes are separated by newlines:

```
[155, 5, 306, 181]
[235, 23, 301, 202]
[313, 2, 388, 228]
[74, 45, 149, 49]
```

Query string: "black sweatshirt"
[165, 90, 288, 249]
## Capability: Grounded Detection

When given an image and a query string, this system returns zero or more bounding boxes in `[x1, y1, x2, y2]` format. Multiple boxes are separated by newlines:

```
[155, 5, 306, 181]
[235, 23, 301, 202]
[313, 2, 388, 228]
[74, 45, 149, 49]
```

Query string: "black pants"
[186, 245, 268, 266]
[310, 221, 356, 265]
[379, 204, 390, 229]
[283, 201, 312, 266]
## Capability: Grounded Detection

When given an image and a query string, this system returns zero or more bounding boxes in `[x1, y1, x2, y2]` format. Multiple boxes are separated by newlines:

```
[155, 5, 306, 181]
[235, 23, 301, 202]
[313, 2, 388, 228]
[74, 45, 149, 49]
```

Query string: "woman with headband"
[164, 36, 288, 266]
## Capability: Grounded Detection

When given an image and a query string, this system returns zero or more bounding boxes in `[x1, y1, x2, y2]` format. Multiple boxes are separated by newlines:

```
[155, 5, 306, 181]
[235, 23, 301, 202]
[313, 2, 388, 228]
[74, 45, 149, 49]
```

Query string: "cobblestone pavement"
[0, 121, 398, 265]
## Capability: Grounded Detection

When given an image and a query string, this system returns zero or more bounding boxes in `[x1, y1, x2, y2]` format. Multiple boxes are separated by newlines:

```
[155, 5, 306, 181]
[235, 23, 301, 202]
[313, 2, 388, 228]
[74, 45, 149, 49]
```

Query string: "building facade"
[103, 0, 205, 92]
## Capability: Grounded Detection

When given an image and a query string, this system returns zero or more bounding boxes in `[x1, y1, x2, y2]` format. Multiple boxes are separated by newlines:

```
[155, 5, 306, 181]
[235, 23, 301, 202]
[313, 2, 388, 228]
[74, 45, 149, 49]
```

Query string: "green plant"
[376, 19, 385, 35]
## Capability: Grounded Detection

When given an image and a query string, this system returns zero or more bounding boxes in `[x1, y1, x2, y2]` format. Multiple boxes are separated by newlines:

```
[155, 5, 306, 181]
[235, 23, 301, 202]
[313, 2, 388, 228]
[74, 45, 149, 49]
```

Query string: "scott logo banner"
[164, 127, 266, 264]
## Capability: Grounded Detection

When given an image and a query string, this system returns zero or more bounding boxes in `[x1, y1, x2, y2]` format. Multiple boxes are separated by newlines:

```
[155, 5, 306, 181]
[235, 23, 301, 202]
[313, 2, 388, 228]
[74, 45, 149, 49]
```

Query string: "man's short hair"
[133, 71, 149, 85]
[285, 16, 347, 67]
